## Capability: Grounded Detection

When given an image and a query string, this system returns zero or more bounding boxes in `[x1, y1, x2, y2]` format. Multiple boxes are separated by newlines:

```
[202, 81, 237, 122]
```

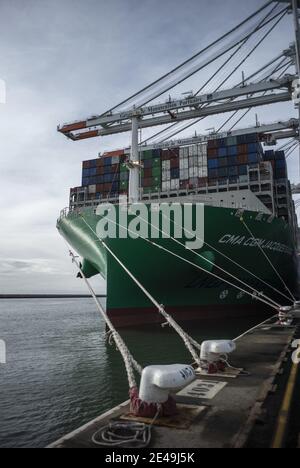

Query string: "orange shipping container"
[103, 149, 125, 158]
[238, 144, 248, 154]
[237, 154, 248, 164]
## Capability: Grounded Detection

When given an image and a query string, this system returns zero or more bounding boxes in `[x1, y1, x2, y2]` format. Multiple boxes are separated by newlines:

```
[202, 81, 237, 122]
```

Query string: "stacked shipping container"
[81, 150, 126, 200]
[141, 149, 162, 194]
[207, 134, 264, 187]
[263, 150, 287, 180]
[71, 134, 288, 208]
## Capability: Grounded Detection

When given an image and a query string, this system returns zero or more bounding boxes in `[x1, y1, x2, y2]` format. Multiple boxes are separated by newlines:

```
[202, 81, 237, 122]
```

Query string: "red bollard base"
[129, 387, 177, 418]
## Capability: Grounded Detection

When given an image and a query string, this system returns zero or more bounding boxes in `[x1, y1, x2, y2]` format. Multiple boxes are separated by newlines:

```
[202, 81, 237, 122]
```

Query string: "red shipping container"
[96, 158, 104, 167]
[142, 178, 153, 188]
[169, 147, 180, 158]
[198, 177, 208, 187]
[144, 168, 152, 178]
[208, 139, 218, 149]
[170, 158, 179, 169]
[207, 148, 218, 158]
[180, 180, 189, 189]
[97, 166, 104, 175]
[237, 154, 248, 165]
[162, 150, 170, 160]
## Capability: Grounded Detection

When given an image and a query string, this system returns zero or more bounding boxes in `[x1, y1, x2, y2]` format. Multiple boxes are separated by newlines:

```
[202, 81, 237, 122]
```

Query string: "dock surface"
[48, 318, 299, 449]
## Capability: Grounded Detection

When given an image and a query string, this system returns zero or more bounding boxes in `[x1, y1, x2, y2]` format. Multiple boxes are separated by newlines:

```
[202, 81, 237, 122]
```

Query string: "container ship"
[57, 131, 299, 327]
[56, 0, 300, 327]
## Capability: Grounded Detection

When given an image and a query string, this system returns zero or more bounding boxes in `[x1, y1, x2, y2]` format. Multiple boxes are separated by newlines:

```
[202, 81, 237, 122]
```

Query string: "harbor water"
[0, 298, 271, 448]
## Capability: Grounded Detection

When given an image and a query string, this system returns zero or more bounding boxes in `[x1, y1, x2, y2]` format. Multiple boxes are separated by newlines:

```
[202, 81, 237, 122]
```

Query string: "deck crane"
[58, 0, 300, 203]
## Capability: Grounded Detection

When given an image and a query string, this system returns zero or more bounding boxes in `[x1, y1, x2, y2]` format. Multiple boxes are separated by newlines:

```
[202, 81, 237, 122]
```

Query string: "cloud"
[0, 0, 298, 293]
[0, 258, 63, 275]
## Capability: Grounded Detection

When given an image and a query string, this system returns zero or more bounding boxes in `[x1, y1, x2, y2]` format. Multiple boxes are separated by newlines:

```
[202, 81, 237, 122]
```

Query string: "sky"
[0, 0, 299, 294]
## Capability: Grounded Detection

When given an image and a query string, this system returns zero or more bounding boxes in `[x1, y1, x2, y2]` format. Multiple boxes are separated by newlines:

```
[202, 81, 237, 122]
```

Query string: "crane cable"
[141, 52, 287, 145]
[101, 1, 276, 115]
[217, 58, 293, 133]
[144, 5, 288, 144]
[240, 217, 297, 302]
[115, 5, 288, 112]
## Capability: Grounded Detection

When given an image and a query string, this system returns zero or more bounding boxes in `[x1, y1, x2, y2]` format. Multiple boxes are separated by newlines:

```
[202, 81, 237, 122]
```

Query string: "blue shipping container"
[228, 156, 238, 166]
[248, 143, 258, 153]
[275, 160, 286, 169]
[89, 159, 97, 168]
[96, 175, 104, 184]
[248, 153, 258, 164]
[208, 169, 218, 178]
[227, 146, 238, 156]
[103, 166, 111, 174]
[218, 167, 228, 177]
[218, 147, 227, 157]
[238, 165, 248, 175]
[275, 151, 285, 161]
[171, 168, 180, 179]
[219, 157, 228, 167]
[208, 159, 218, 169]
[228, 166, 238, 176]
[104, 157, 112, 166]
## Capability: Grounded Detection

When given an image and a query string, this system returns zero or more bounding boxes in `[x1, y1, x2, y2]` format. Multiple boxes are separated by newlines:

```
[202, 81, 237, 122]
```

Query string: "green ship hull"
[57, 204, 298, 327]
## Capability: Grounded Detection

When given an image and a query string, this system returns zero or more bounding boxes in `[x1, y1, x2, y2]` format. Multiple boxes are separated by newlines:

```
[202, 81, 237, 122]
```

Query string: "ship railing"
[59, 207, 70, 219]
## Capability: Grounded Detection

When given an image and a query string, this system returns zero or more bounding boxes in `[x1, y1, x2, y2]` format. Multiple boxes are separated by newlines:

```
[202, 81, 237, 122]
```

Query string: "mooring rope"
[240, 217, 296, 303]
[67, 249, 142, 388]
[85, 212, 281, 311]
[79, 216, 202, 364]
[164, 213, 293, 304]
[141, 213, 282, 309]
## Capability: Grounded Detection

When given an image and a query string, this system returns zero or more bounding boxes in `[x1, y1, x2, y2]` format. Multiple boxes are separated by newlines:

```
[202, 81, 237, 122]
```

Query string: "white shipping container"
[180, 169, 189, 180]
[112, 156, 120, 165]
[201, 167, 208, 177]
[189, 167, 198, 178]
[198, 167, 208, 178]
[192, 145, 198, 156]
[171, 179, 180, 190]
[179, 148, 185, 158]
[198, 143, 207, 155]
[180, 158, 189, 170]
[183, 147, 189, 158]
[88, 184, 96, 194]
[162, 170, 171, 182]
[162, 181, 171, 191]
[162, 160, 171, 170]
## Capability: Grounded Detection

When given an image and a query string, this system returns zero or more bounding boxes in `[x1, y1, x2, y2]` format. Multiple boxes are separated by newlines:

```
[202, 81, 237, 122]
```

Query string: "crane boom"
[58, 75, 296, 141]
